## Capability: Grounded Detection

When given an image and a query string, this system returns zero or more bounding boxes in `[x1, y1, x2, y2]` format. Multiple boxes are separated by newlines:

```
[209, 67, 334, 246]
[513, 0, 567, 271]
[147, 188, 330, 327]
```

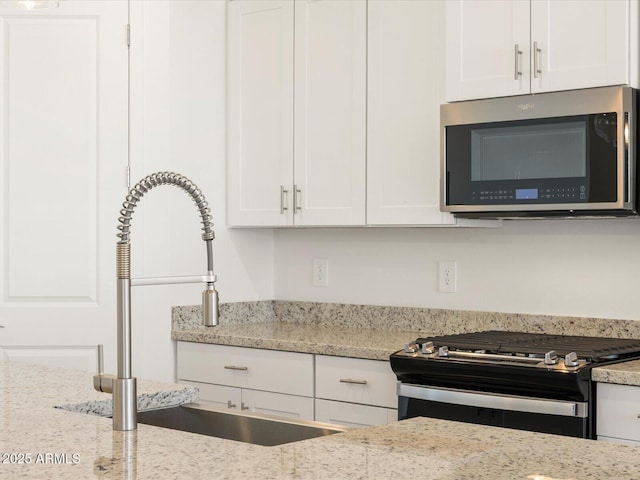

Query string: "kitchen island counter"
[1, 360, 640, 479]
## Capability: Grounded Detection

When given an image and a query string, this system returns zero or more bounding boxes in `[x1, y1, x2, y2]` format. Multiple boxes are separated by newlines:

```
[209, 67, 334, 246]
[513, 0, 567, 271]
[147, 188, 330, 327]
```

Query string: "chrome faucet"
[94, 172, 219, 431]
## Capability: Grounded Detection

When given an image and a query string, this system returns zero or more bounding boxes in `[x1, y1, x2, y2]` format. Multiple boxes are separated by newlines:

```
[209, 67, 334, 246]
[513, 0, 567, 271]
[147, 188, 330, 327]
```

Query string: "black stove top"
[390, 330, 640, 403]
[414, 331, 640, 362]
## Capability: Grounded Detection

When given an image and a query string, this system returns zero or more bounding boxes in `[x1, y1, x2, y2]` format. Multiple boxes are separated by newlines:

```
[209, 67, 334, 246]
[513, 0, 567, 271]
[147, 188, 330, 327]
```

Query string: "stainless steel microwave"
[441, 86, 638, 218]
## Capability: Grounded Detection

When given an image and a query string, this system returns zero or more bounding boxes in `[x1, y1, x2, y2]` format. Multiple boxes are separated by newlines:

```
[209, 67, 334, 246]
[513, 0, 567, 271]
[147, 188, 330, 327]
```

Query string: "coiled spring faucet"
[94, 172, 219, 431]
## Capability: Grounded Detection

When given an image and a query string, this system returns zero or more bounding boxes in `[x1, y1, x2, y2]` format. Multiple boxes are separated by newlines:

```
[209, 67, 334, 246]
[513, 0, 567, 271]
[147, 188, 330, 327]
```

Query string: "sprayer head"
[202, 284, 219, 327]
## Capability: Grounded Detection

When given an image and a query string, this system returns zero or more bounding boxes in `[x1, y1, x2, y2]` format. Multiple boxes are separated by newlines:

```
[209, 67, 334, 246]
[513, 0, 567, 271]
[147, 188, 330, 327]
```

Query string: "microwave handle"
[625, 112, 632, 204]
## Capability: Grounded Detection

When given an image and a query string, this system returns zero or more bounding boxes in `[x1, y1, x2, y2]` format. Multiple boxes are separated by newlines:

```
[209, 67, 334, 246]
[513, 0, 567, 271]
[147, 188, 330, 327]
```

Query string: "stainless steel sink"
[137, 403, 347, 446]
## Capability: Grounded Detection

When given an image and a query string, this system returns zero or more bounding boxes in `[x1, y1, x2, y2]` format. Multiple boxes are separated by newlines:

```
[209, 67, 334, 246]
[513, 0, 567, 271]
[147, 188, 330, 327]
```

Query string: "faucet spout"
[95, 172, 219, 432]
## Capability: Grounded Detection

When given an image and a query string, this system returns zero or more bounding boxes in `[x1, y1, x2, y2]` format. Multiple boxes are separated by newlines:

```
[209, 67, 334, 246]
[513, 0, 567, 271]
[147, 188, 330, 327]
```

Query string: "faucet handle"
[97, 344, 104, 375]
[93, 344, 114, 393]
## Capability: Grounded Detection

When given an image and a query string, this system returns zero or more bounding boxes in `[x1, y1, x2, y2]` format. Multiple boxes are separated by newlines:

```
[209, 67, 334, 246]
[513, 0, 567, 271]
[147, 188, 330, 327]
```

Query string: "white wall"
[129, 0, 273, 382]
[274, 219, 640, 321]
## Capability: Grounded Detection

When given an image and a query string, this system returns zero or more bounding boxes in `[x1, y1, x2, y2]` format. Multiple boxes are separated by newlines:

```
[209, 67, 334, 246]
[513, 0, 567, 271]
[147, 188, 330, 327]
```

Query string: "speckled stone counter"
[172, 301, 640, 364]
[593, 359, 640, 386]
[172, 321, 417, 360]
[2, 360, 640, 479]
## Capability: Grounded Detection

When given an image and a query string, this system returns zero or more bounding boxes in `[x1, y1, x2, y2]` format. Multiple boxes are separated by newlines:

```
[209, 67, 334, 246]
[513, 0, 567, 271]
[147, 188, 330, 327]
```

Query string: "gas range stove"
[389, 330, 640, 438]
[395, 330, 640, 373]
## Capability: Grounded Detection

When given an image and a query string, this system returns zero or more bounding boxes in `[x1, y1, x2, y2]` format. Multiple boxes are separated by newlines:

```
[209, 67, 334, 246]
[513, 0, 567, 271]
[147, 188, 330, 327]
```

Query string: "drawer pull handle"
[224, 365, 248, 371]
[339, 378, 368, 385]
[227, 400, 236, 409]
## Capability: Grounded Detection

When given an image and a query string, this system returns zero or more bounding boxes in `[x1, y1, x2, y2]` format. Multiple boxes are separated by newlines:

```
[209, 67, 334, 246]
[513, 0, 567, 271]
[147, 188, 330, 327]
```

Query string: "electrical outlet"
[313, 258, 329, 287]
[438, 261, 457, 293]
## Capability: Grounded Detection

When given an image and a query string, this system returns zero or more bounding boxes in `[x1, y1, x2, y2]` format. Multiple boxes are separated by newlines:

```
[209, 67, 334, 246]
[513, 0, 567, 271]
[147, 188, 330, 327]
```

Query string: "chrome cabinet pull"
[227, 400, 236, 409]
[514, 44, 522, 80]
[293, 185, 302, 213]
[241, 402, 250, 411]
[224, 365, 248, 371]
[339, 378, 368, 385]
[280, 185, 288, 214]
[533, 41, 541, 78]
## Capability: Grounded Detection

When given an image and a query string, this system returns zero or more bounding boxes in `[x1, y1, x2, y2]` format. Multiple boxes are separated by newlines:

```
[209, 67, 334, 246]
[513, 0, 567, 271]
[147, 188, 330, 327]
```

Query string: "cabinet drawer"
[597, 383, 640, 442]
[315, 355, 397, 408]
[243, 389, 314, 421]
[315, 399, 397, 428]
[181, 380, 242, 410]
[177, 342, 314, 397]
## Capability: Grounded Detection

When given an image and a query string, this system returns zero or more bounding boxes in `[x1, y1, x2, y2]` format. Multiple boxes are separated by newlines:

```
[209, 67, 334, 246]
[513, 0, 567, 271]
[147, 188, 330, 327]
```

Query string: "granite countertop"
[172, 302, 640, 385]
[2, 360, 640, 479]
[592, 359, 640, 386]
[172, 321, 420, 361]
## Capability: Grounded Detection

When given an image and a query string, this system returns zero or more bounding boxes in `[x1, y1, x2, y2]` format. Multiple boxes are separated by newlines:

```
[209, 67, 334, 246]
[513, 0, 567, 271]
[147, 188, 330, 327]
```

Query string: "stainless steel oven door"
[398, 383, 590, 438]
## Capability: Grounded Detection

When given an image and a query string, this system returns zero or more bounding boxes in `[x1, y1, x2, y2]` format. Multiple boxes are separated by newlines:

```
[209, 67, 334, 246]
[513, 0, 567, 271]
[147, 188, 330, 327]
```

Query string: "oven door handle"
[398, 383, 587, 418]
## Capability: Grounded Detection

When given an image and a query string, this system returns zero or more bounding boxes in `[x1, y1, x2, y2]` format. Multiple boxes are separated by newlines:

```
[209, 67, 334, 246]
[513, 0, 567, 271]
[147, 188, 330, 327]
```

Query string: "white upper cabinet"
[446, 0, 635, 101]
[446, 0, 530, 102]
[227, 0, 365, 227]
[227, 1, 294, 226]
[530, 0, 629, 94]
[293, 0, 366, 226]
[367, 0, 454, 225]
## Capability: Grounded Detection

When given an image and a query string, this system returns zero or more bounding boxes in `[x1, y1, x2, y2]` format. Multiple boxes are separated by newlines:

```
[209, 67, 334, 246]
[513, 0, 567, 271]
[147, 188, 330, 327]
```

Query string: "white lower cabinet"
[177, 342, 315, 421]
[315, 399, 397, 428]
[596, 383, 640, 446]
[177, 342, 399, 428]
[315, 355, 398, 427]
[181, 380, 315, 420]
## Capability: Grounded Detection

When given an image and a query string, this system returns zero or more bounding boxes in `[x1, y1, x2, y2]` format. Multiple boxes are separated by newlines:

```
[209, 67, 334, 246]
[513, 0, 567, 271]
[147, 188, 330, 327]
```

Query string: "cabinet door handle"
[293, 185, 302, 213]
[533, 41, 541, 78]
[224, 365, 248, 371]
[339, 378, 368, 385]
[241, 402, 250, 411]
[227, 400, 236, 409]
[514, 44, 522, 80]
[280, 186, 289, 214]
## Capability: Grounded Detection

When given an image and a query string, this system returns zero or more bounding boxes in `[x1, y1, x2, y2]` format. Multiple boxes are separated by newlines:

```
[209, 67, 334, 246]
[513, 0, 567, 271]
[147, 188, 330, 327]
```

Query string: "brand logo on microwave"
[517, 103, 535, 111]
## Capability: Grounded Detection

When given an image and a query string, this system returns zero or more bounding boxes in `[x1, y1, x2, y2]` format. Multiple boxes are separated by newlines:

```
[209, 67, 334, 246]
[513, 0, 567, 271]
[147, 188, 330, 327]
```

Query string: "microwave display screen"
[470, 121, 587, 181]
[515, 188, 538, 200]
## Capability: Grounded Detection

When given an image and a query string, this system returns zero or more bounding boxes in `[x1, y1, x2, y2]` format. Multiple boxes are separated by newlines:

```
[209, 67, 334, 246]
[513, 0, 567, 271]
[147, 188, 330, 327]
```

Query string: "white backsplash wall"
[274, 219, 640, 321]
[127, 1, 274, 382]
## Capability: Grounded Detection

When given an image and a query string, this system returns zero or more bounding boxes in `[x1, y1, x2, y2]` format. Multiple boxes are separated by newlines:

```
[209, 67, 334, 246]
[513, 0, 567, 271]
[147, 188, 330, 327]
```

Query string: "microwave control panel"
[471, 186, 588, 203]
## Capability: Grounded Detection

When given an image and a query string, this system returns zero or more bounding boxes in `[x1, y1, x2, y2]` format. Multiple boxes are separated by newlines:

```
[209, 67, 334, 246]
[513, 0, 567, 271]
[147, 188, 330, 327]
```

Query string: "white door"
[367, 0, 454, 226]
[530, 0, 629, 93]
[445, 0, 530, 101]
[226, 0, 294, 227]
[0, 1, 128, 372]
[293, 0, 366, 226]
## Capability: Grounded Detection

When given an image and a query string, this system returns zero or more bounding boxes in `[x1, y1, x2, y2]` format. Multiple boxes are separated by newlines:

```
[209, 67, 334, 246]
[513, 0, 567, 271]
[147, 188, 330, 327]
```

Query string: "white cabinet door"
[367, 0, 454, 226]
[243, 389, 314, 420]
[596, 383, 640, 444]
[227, 0, 294, 226]
[293, 0, 366, 226]
[182, 380, 314, 420]
[0, 1, 128, 370]
[182, 380, 243, 410]
[446, 0, 530, 101]
[315, 399, 397, 428]
[530, 0, 629, 93]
